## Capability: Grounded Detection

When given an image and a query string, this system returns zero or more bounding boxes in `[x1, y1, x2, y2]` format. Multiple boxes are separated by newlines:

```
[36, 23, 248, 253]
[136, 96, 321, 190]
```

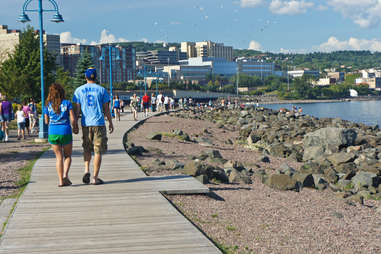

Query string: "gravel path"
[0, 130, 49, 198]
[128, 113, 381, 254]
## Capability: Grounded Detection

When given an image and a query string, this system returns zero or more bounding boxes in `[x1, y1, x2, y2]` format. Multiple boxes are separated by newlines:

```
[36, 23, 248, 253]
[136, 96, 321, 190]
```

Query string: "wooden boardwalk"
[0, 112, 221, 253]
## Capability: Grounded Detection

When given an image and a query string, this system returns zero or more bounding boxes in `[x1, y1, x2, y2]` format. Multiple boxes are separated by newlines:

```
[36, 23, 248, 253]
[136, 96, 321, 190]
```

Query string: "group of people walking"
[0, 95, 38, 142]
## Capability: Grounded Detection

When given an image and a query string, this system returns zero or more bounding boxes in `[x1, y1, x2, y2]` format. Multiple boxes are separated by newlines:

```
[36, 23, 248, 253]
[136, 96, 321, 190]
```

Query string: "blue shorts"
[17, 122, 26, 130]
[0, 114, 10, 122]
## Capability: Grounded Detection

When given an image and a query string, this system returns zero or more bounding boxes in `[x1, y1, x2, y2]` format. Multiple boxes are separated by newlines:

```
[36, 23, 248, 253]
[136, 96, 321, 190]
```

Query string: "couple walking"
[44, 68, 114, 187]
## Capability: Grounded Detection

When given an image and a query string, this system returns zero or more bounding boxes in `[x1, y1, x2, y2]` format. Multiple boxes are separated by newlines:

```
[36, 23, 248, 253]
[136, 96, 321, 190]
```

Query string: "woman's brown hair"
[46, 83, 65, 114]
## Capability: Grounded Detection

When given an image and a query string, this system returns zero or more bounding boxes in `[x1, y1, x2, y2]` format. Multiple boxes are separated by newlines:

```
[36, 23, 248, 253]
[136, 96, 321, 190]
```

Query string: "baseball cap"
[85, 68, 97, 80]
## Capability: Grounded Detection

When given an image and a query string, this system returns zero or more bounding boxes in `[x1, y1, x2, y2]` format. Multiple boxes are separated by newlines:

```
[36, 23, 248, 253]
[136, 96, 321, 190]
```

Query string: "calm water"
[260, 100, 381, 127]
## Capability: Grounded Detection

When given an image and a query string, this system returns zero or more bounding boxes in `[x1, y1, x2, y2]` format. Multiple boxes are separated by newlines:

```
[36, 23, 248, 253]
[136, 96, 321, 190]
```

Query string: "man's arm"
[103, 102, 114, 134]
[73, 103, 81, 134]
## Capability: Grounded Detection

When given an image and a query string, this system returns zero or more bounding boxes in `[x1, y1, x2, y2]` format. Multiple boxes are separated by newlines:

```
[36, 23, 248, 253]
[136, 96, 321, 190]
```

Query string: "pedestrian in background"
[44, 83, 78, 187]
[130, 93, 138, 121]
[15, 105, 26, 140]
[0, 94, 12, 142]
[151, 93, 156, 112]
[22, 100, 31, 137]
[142, 93, 150, 118]
[28, 98, 38, 134]
[113, 95, 121, 121]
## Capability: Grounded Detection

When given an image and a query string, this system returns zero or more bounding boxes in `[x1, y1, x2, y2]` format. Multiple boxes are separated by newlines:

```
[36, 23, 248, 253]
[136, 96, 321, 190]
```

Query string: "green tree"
[55, 67, 75, 100]
[73, 50, 94, 88]
[0, 26, 56, 101]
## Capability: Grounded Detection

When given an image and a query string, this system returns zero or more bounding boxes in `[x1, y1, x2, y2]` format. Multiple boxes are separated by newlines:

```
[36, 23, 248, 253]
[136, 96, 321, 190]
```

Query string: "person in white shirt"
[15, 105, 26, 140]
[164, 96, 169, 111]
[156, 92, 163, 112]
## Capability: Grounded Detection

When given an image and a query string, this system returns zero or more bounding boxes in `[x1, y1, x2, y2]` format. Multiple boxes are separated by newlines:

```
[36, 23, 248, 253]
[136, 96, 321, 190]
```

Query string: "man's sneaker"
[82, 172, 90, 184]
[4, 136, 8, 142]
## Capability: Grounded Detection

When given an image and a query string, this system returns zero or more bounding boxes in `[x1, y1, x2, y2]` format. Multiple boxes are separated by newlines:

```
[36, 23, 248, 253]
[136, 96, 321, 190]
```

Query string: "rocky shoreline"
[126, 109, 381, 254]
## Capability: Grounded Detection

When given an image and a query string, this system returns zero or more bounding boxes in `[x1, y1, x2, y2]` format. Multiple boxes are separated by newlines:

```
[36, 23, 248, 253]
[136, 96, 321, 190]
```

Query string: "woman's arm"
[69, 109, 79, 134]
[44, 113, 49, 125]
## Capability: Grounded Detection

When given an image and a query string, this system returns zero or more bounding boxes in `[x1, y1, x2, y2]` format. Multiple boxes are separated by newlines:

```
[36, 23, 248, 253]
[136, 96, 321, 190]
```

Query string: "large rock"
[183, 161, 207, 176]
[292, 173, 315, 188]
[127, 146, 147, 156]
[147, 132, 162, 141]
[265, 174, 299, 191]
[351, 171, 380, 189]
[327, 152, 356, 166]
[303, 128, 357, 161]
[228, 168, 252, 184]
[247, 134, 261, 145]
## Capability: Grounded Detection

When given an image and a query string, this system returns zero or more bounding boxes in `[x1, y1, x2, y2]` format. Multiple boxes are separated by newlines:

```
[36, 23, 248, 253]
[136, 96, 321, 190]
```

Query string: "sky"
[3, 0, 381, 53]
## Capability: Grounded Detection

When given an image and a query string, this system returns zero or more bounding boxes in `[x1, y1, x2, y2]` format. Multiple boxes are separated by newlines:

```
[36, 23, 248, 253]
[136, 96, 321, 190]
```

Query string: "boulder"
[247, 134, 261, 145]
[351, 171, 380, 189]
[147, 132, 162, 141]
[279, 163, 296, 176]
[127, 146, 147, 156]
[228, 168, 252, 184]
[183, 161, 207, 176]
[292, 173, 315, 188]
[195, 174, 209, 184]
[327, 152, 356, 166]
[265, 174, 299, 191]
[303, 128, 357, 161]
[259, 155, 270, 163]
[312, 174, 328, 190]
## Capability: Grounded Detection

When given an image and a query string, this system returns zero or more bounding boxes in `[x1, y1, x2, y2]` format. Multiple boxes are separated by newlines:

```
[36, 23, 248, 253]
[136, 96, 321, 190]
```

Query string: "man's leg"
[93, 153, 102, 180]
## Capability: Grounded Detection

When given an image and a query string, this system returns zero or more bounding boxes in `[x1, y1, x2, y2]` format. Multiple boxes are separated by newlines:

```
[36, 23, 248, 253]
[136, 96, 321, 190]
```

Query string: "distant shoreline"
[247, 96, 381, 105]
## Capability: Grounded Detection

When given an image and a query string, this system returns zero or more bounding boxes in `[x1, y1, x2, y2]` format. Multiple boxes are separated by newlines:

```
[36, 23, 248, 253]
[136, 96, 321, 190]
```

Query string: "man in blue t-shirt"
[73, 68, 114, 185]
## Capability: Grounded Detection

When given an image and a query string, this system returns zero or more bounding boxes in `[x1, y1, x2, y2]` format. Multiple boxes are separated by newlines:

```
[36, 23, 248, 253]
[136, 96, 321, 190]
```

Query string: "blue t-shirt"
[113, 99, 120, 108]
[73, 83, 110, 127]
[43, 100, 72, 135]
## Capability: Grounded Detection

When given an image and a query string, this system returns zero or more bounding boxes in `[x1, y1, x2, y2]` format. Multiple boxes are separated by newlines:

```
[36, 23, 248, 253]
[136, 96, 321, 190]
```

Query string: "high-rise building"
[195, 41, 233, 61]
[61, 43, 136, 84]
[181, 41, 233, 61]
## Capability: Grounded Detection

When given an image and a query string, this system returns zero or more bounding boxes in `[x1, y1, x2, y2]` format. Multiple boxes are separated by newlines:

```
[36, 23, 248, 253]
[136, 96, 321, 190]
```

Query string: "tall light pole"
[18, 0, 64, 140]
[100, 44, 120, 114]
[236, 65, 240, 97]
[167, 57, 170, 89]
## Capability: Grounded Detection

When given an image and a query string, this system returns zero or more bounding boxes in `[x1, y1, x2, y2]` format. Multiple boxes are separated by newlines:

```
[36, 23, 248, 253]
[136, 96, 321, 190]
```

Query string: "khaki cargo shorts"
[82, 126, 108, 154]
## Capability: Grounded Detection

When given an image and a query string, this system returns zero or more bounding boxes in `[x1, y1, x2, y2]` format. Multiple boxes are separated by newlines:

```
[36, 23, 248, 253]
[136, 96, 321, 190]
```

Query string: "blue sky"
[2, 0, 381, 53]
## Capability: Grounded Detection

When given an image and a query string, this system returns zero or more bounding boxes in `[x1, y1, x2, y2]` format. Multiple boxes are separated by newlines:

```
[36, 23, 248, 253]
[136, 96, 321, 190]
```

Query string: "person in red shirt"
[142, 93, 151, 118]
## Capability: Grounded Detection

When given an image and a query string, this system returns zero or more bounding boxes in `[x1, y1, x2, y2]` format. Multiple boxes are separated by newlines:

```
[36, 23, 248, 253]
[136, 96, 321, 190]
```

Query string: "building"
[187, 57, 237, 77]
[136, 49, 185, 71]
[98, 44, 136, 84]
[0, 25, 20, 62]
[355, 77, 381, 90]
[312, 78, 336, 87]
[327, 72, 345, 82]
[163, 64, 212, 82]
[61, 43, 99, 76]
[180, 41, 233, 61]
[237, 59, 275, 78]
[0, 25, 61, 64]
[288, 70, 320, 78]
[180, 42, 197, 58]
[61, 43, 136, 84]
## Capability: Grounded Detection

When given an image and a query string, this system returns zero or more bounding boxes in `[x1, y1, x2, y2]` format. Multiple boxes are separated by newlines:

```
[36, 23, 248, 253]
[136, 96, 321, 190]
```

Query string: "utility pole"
[167, 57, 170, 89]
[236, 65, 239, 96]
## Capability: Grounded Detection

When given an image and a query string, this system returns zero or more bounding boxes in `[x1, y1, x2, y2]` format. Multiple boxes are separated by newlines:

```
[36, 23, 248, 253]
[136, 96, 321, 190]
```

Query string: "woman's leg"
[52, 144, 64, 186]
[63, 143, 72, 179]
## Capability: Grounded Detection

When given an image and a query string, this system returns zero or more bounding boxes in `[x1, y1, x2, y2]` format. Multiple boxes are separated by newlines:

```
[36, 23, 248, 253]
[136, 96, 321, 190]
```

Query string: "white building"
[288, 70, 320, 78]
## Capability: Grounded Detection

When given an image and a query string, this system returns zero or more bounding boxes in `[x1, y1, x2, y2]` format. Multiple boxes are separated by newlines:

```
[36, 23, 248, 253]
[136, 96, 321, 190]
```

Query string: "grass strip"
[0, 147, 49, 238]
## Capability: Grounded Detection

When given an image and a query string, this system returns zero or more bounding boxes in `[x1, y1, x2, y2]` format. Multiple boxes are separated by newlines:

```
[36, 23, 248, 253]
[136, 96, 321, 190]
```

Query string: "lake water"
[259, 100, 381, 127]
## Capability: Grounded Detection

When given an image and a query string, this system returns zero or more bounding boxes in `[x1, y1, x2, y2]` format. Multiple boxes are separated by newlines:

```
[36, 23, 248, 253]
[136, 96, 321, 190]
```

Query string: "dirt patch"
[128, 113, 381, 254]
[0, 130, 49, 198]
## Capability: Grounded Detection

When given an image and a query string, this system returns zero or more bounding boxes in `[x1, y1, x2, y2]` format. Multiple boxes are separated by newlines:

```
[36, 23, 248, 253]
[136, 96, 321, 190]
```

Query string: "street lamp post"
[18, 0, 64, 140]
[99, 44, 120, 115]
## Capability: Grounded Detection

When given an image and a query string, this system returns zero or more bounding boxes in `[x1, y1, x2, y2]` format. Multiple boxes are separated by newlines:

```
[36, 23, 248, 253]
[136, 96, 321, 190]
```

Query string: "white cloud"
[99, 29, 128, 44]
[60, 32, 87, 44]
[318, 36, 381, 52]
[327, 0, 381, 28]
[269, 0, 314, 15]
[240, 0, 264, 8]
[248, 40, 262, 50]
